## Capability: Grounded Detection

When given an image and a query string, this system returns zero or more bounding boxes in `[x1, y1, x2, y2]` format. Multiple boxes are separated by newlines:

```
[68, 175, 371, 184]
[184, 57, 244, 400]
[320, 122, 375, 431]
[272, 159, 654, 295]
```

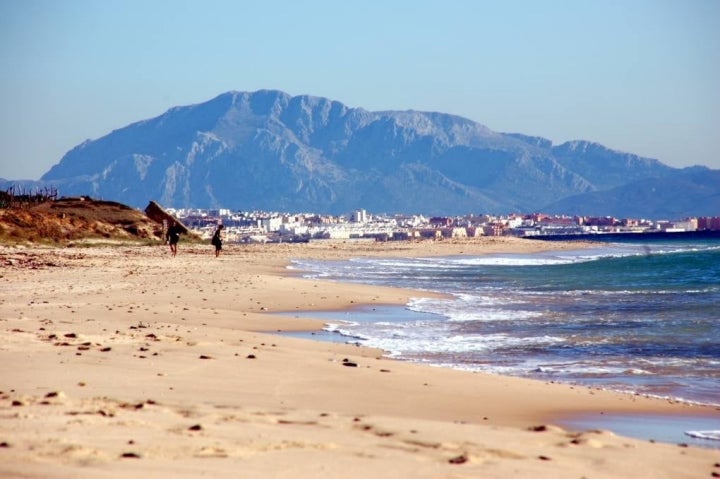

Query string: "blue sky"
[1, 0, 718, 180]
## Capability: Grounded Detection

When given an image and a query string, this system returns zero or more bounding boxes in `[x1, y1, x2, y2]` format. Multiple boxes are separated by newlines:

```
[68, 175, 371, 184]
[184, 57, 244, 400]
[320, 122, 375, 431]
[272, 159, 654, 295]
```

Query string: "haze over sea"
[288, 235, 720, 446]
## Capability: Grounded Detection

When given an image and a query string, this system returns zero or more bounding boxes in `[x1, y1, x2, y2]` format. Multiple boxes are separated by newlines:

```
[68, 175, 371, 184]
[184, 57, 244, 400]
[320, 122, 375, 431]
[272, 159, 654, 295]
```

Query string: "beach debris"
[196, 446, 228, 458]
[120, 452, 141, 459]
[198, 355, 213, 359]
[42, 391, 66, 404]
[538, 455, 552, 461]
[529, 424, 564, 434]
[0, 442, 10, 448]
[712, 464, 720, 478]
[115, 400, 155, 411]
[188, 424, 203, 431]
[448, 453, 468, 464]
[246, 354, 256, 359]
[342, 358, 358, 367]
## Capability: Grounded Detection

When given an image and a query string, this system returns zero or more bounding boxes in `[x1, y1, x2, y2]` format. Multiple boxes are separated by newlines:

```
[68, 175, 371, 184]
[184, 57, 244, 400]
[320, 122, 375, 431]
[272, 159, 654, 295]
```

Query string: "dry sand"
[1, 237, 718, 478]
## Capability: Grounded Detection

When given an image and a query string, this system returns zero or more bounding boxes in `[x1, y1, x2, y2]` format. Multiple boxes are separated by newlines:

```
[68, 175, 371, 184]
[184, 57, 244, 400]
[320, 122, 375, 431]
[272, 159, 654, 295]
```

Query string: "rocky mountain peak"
[11, 89, 714, 218]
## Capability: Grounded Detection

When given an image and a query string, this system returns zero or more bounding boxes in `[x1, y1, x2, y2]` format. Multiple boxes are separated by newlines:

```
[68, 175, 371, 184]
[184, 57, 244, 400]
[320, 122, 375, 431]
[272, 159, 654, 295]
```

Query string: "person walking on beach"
[211, 224, 224, 257]
[166, 221, 182, 257]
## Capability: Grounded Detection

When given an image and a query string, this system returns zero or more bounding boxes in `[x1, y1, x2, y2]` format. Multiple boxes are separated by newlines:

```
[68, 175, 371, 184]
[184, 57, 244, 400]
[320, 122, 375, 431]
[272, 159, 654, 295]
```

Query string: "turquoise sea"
[288, 236, 720, 446]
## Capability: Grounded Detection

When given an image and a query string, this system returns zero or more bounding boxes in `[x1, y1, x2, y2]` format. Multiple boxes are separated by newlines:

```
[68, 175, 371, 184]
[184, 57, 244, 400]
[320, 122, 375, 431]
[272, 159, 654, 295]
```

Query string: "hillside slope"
[0, 197, 164, 244]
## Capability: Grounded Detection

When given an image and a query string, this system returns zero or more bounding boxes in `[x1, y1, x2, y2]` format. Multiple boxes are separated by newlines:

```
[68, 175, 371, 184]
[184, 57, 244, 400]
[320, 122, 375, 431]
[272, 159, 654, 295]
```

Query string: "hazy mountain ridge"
[551, 140, 675, 190]
[3, 89, 716, 217]
[544, 166, 720, 218]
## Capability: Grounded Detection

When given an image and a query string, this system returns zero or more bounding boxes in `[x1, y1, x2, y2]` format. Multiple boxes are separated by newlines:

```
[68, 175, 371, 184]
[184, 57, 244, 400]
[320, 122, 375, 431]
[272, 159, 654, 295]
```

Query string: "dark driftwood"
[143, 201, 191, 235]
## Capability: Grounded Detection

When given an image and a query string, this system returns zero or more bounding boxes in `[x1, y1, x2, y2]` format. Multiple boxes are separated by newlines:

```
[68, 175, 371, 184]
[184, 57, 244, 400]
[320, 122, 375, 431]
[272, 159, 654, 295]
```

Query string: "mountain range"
[3, 89, 719, 218]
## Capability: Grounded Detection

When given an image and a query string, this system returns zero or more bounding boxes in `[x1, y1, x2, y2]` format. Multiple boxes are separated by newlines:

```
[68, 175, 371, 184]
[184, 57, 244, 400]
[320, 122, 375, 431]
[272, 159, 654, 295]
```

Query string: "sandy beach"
[1, 237, 718, 478]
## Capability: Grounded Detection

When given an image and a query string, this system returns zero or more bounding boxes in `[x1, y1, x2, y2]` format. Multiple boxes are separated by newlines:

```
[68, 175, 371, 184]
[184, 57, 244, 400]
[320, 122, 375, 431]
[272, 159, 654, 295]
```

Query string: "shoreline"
[275, 308, 720, 449]
[1, 238, 719, 478]
[279, 241, 720, 411]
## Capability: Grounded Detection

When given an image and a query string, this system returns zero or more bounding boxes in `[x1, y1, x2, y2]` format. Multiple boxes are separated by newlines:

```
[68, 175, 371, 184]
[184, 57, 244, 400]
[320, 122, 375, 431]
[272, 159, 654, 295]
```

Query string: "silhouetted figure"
[211, 224, 224, 257]
[166, 221, 182, 257]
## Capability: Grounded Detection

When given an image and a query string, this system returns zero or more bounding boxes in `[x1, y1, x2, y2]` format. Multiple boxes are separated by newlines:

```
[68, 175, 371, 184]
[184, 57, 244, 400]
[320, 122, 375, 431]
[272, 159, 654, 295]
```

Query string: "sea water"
[285, 237, 720, 446]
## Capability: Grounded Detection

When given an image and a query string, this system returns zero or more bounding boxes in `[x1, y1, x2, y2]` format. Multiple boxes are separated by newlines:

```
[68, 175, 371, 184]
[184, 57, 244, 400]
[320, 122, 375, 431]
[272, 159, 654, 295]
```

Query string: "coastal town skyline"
[167, 205, 720, 243]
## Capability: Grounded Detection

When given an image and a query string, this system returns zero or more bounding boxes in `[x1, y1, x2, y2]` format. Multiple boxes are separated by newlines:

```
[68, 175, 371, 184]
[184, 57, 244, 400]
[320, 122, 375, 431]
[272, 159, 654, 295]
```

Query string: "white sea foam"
[291, 242, 717, 281]
[365, 336, 458, 355]
[407, 294, 540, 322]
[330, 328, 565, 357]
[684, 430, 720, 441]
[527, 363, 654, 376]
[366, 258, 463, 270]
[460, 356, 656, 377]
[447, 256, 578, 266]
[323, 321, 359, 333]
